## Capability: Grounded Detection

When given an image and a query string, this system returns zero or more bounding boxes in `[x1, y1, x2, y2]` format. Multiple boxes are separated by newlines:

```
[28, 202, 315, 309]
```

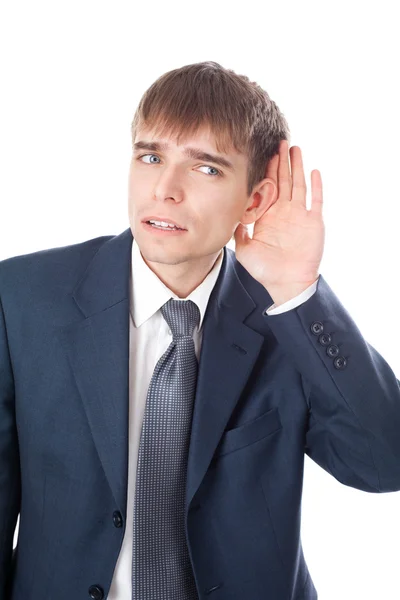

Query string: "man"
[1, 61, 400, 600]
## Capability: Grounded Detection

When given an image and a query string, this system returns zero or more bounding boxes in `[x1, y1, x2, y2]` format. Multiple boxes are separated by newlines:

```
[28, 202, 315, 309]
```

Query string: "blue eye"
[201, 165, 221, 177]
[136, 154, 222, 177]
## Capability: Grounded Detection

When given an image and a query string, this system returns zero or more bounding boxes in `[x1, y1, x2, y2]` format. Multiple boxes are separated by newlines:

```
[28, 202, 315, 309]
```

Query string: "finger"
[278, 140, 292, 202]
[265, 152, 279, 182]
[311, 170, 323, 214]
[290, 146, 307, 209]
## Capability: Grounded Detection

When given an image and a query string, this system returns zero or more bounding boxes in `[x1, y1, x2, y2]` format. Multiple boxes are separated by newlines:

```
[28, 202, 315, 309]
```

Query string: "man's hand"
[234, 140, 325, 305]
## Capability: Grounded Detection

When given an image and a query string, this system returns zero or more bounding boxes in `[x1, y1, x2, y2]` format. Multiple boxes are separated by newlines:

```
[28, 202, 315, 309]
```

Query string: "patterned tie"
[132, 298, 201, 599]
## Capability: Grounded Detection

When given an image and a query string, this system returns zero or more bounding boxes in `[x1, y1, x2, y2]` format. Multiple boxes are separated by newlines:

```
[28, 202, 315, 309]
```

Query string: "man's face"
[128, 124, 255, 268]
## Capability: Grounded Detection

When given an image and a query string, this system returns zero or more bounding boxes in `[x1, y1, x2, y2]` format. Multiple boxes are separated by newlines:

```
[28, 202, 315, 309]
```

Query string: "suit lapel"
[56, 227, 274, 519]
[56, 229, 132, 516]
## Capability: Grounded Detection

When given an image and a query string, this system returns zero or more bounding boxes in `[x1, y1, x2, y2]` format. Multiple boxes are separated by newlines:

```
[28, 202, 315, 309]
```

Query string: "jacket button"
[327, 344, 340, 357]
[333, 356, 347, 370]
[88, 584, 104, 599]
[311, 321, 324, 335]
[113, 510, 123, 528]
[318, 333, 331, 346]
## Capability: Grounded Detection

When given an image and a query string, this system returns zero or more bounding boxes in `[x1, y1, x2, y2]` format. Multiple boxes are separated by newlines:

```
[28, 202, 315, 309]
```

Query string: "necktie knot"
[161, 299, 200, 339]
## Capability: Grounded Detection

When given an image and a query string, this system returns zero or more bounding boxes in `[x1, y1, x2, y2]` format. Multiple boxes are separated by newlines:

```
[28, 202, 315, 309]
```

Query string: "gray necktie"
[132, 298, 200, 599]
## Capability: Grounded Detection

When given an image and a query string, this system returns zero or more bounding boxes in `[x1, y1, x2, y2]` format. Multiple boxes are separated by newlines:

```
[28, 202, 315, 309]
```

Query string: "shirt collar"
[130, 237, 224, 332]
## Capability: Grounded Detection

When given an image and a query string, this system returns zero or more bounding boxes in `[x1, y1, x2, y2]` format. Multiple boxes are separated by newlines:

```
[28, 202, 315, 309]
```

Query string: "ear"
[240, 177, 278, 225]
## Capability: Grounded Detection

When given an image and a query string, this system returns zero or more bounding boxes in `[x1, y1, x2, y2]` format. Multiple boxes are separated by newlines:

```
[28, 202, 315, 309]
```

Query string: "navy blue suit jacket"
[1, 227, 400, 600]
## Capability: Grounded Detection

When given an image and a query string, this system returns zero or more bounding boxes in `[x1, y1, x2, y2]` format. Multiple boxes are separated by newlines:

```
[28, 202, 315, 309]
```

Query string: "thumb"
[234, 222, 251, 247]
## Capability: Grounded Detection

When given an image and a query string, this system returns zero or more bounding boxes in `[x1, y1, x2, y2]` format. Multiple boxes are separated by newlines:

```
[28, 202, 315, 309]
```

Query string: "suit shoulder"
[0, 232, 116, 296]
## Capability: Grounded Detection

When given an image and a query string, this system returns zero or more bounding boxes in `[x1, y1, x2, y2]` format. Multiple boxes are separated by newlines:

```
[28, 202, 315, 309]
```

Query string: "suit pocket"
[214, 406, 282, 458]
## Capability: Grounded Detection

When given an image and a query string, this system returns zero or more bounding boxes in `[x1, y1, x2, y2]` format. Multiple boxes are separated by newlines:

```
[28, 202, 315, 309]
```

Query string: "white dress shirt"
[107, 239, 318, 599]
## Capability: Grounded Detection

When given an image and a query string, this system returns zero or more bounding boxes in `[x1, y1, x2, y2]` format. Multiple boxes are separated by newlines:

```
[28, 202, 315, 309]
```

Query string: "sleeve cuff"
[265, 277, 319, 315]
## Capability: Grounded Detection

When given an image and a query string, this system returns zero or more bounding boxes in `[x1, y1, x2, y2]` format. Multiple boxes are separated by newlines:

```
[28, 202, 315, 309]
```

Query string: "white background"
[1, 1, 399, 598]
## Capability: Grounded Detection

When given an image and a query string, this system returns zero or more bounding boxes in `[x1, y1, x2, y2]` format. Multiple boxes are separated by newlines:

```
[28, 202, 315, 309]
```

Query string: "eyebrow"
[133, 140, 235, 172]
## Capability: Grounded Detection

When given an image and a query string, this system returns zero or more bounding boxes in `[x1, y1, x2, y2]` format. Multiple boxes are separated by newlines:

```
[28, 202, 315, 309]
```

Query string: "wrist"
[266, 278, 319, 307]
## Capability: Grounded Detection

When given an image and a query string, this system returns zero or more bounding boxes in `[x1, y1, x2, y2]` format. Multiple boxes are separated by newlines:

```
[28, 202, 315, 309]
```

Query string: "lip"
[142, 221, 188, 236]
[142, 216, 186, 230]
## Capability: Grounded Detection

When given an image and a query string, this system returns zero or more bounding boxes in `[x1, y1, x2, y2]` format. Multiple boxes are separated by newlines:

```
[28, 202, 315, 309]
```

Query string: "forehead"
[134, 124, 246, 172]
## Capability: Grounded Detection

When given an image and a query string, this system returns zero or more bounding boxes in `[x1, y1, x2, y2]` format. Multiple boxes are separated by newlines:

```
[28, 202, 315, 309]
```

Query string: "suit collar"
[72, 226, 270, 327]
[72, 227, 133, 317]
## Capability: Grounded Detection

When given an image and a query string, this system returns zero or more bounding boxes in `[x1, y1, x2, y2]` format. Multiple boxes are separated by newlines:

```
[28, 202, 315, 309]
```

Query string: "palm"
[234, 141, 324, 290]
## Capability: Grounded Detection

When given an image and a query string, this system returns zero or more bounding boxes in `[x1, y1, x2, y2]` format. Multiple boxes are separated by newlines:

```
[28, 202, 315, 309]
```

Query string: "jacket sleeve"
[264, 274, 400, 493]
[0, 281, 21, 596]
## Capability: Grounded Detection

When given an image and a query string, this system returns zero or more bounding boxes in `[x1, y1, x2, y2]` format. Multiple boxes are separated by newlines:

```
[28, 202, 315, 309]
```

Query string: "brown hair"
[131, 60, 291, 198]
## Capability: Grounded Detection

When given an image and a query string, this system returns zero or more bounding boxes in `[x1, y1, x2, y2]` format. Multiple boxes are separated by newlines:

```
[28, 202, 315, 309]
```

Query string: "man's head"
[127, 61, 290, 295]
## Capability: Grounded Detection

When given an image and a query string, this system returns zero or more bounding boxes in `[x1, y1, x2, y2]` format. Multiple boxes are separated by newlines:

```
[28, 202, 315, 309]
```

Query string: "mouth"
[142, 221, 188, 236]
[142, 217, 187, 230]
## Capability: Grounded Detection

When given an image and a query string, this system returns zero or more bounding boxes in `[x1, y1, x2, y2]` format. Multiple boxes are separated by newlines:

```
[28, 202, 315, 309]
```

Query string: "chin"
[140, 244, 190, 263]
